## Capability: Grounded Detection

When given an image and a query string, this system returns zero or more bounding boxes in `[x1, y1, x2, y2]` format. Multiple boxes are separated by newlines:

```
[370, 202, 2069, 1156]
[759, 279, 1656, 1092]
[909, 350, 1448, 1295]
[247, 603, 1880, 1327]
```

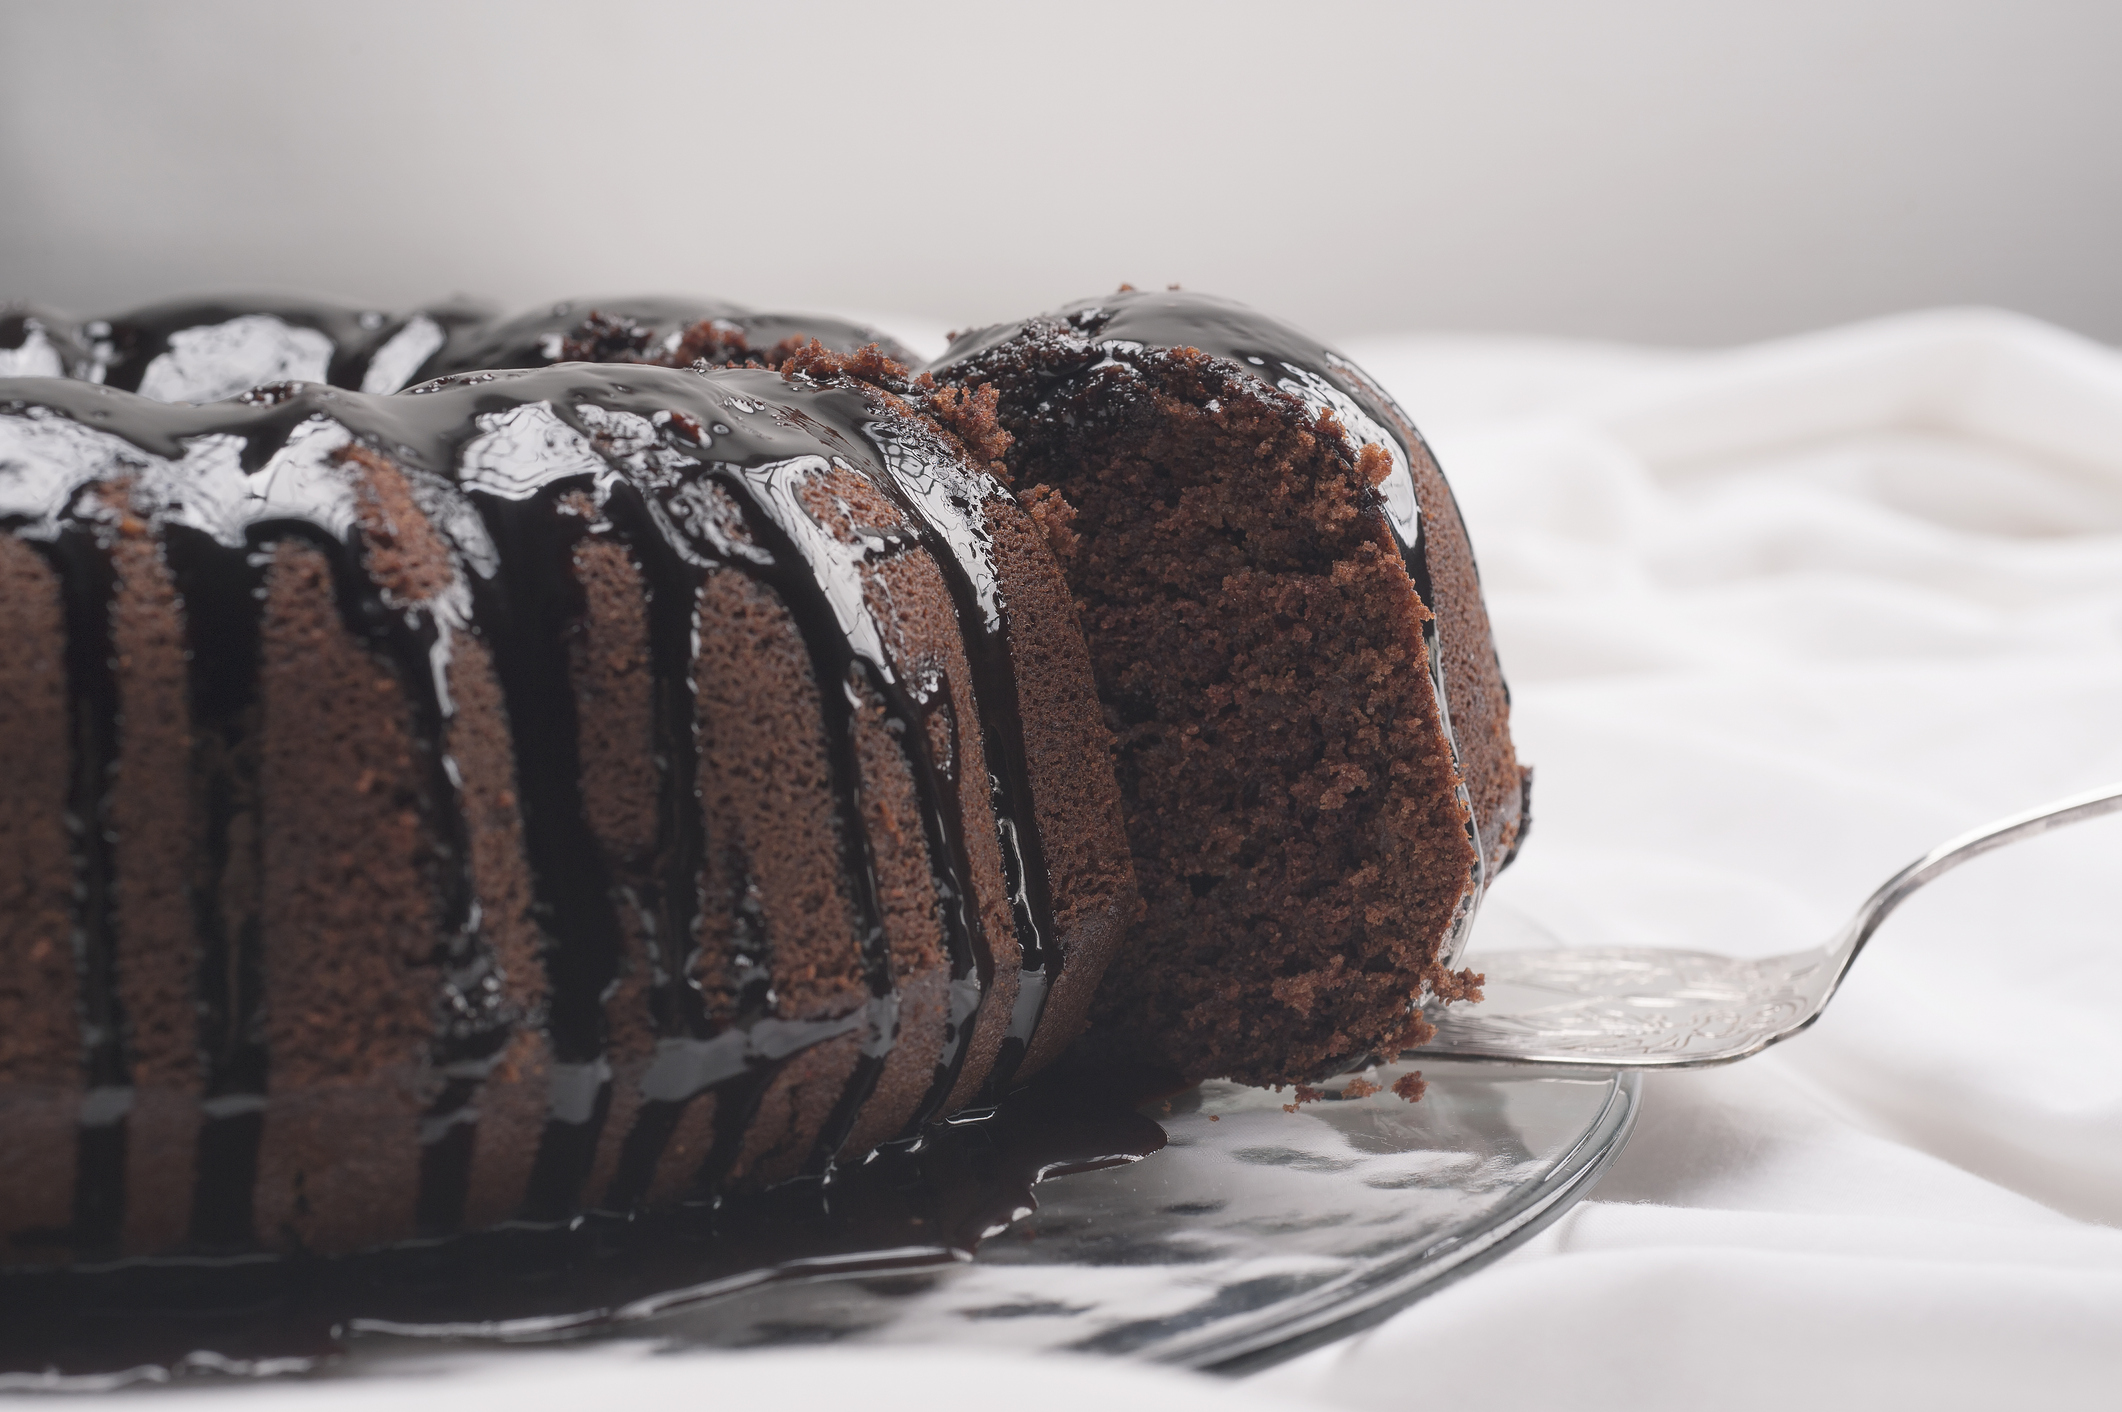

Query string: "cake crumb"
[1281, 1084, 1328, 1113]
[1390, 1010, 1439, 1053]
[925, 382, 1013, 474]
[1392, 1072, 1428, 1104]
[1356, 443, 1393, 487]
[1421, 965, 1486, 1005]
[671, 317, 751, 365]
[1021, 483, 1080, 562]
[1340, 1077, 1382, 1100]
[778, 337, 913, 389]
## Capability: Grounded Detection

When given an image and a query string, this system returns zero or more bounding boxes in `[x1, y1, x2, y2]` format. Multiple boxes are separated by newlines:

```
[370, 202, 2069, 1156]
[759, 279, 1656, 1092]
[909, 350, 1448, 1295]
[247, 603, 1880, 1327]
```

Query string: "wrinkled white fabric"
[58, 311, 2122, 1409]
[1247, 308, 2122, 1410]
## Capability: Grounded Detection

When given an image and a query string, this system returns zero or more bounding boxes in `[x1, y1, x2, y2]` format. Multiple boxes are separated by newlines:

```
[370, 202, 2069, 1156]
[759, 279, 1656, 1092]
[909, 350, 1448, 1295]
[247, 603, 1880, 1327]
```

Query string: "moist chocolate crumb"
[1423, 966, 1485, 1005]
[670, 317, 752, 365]
[925, 382, 1012, 476]
[940, 328, 1481, 1087]
[778, 336, 911, 390]
[1020, 484, 1079, 563]
[1281, 1084, 1329, 1113]
[1356, 443, 1393, 487]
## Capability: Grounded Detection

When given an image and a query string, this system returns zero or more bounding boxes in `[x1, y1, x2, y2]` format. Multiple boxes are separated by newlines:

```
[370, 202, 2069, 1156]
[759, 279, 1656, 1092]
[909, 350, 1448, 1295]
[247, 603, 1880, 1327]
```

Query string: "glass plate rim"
[1177, 1063, 1642, 1373]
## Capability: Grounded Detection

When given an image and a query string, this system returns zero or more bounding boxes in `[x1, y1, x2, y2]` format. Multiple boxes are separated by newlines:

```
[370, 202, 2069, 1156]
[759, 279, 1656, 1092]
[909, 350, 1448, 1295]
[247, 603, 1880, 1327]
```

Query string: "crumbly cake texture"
[0, 349, 1133, 1268]
[932, 291, 1524, 1087]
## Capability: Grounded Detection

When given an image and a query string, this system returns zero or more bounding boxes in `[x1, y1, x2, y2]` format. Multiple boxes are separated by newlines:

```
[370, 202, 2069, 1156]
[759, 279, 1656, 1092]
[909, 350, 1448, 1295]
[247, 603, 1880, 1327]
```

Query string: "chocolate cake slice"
[931, 289, 1527, 1087]
[0, 357, 1131, 1267]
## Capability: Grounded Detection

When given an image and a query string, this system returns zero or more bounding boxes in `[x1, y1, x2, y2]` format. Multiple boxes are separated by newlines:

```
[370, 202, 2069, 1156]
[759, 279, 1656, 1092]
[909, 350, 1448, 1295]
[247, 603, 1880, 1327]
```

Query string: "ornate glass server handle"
[1421, 781, 2122, 1067]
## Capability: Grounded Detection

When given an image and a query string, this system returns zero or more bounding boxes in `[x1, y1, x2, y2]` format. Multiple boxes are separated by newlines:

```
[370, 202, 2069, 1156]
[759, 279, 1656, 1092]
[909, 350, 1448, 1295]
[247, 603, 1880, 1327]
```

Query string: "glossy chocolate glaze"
[2, 291, 1061, 1107]
[0, 1079, 1164, 1384]
[427, 297, 917, 381]
[0, 359, 1059, 1262]
[0, 298, 495, 401]
[934, 289, 1501, 968]
[856, 414, 1068, 1103]
[1, 297, 913, 402]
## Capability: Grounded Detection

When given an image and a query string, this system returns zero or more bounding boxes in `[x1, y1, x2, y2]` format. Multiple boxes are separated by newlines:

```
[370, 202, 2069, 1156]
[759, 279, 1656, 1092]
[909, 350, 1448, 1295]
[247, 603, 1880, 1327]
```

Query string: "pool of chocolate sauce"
[0, 1082, 1164, 1384]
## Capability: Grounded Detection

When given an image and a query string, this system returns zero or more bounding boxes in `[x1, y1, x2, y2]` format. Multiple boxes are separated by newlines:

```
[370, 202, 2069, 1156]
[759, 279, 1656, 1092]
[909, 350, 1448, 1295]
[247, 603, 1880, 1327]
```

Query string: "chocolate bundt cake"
[0, 296, 909, 403]
[0, 357, 1132, 1266]
[930, 289, 1527, 1087]
[1, 283, 1527, 1286]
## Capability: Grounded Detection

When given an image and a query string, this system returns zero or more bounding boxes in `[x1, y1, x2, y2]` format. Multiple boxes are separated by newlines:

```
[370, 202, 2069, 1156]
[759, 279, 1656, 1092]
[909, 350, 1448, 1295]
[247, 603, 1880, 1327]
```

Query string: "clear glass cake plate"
[3, 1056, 1637, 1389]
[593, 1057, 1641, 1373]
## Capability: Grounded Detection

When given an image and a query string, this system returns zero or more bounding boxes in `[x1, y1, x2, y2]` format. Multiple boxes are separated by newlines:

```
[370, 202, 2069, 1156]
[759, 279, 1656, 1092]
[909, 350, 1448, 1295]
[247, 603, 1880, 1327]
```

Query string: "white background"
[3, 0, 2120, 345]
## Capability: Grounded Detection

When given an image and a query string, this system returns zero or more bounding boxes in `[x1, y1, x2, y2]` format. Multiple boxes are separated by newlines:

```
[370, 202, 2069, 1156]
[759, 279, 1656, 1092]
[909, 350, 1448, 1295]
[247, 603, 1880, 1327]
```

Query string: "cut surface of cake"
[0, 358, 1131, 1267]
[930, 289, 1527, 1087]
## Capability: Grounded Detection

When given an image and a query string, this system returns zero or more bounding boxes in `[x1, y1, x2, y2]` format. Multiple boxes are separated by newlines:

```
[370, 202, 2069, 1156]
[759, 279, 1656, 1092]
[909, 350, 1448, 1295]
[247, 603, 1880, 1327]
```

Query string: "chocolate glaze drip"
[43, 521, 126, 1250]
[166, 522, 270, 1248]
[933, 289, 1503, 972]
[3, 297, 914, 402]
[855, 419, 1062, 1103]
[0, 356, 1040, 1259]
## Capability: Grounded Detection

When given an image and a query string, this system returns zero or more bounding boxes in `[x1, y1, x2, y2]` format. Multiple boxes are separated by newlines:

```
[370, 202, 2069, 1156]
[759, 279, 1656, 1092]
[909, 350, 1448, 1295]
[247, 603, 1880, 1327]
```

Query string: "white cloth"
[57, 311, 2122, 1407]
[1245, 309, 2122, 1411]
